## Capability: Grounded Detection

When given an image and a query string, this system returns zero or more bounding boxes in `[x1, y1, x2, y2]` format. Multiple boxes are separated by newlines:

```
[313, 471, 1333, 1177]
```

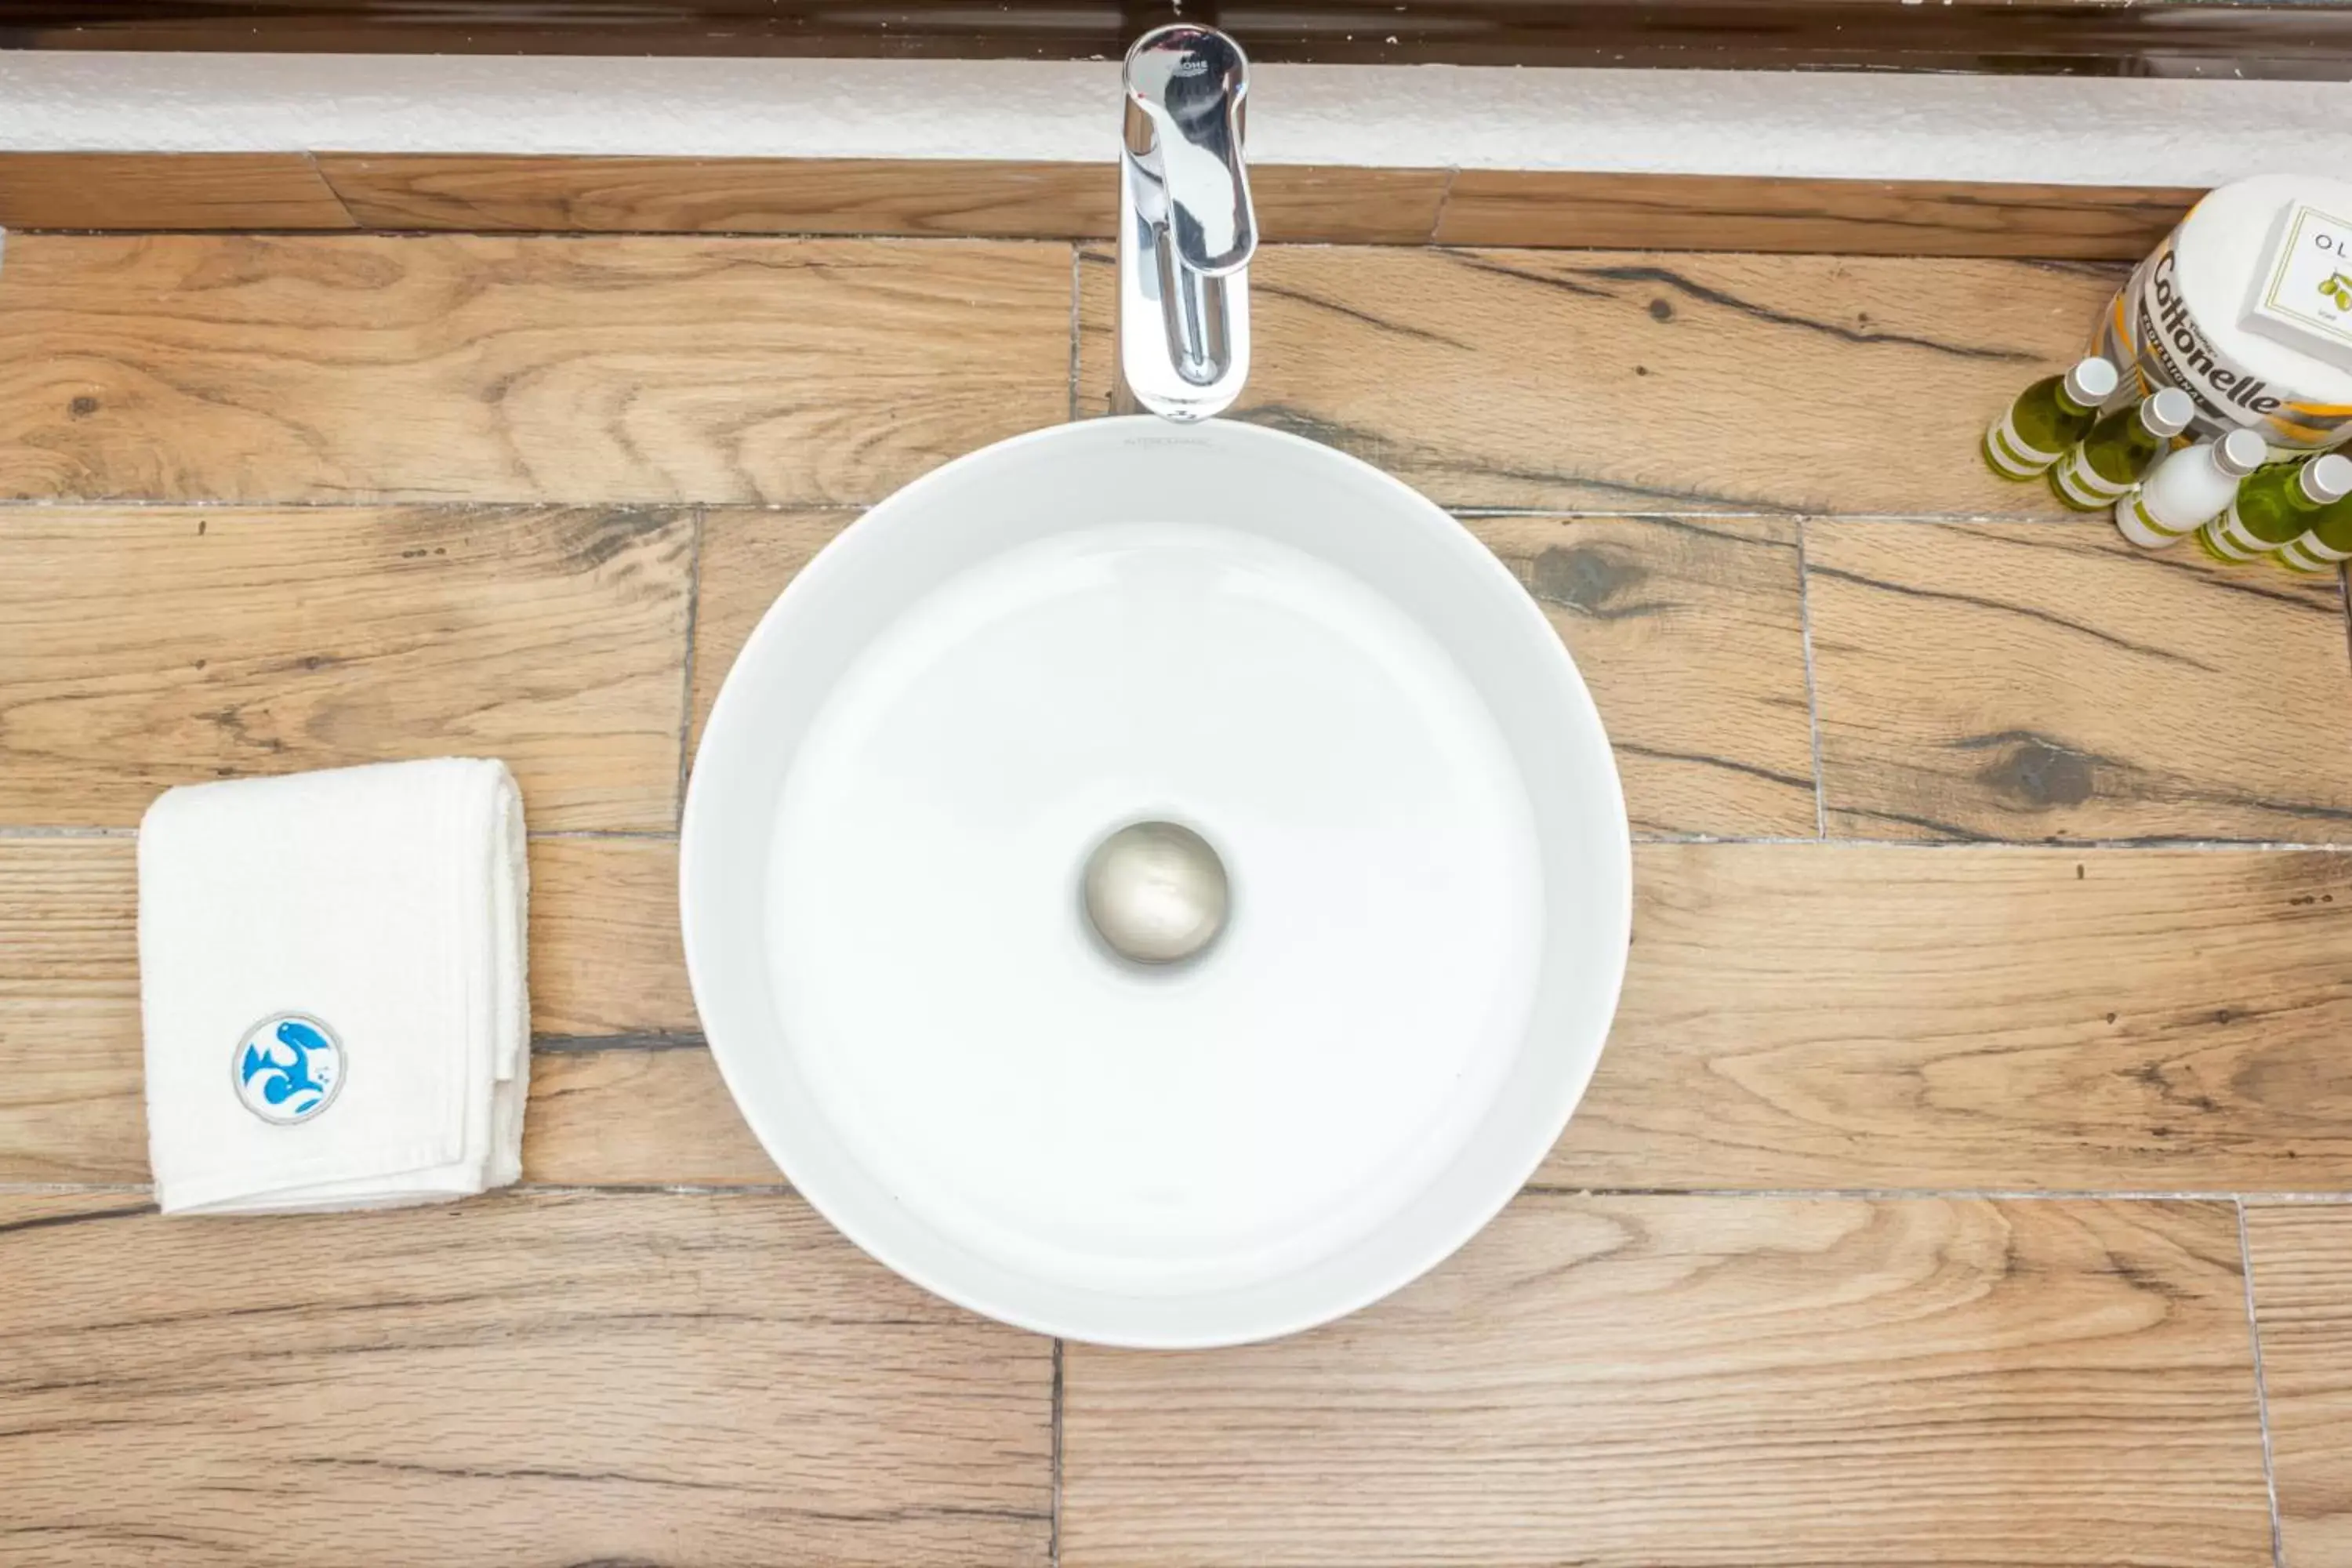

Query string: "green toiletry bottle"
[1984, 357, 2119, 480]
[2051, 387, 2195, 510]
[2277, 468, 2352, 573]
[2201, 452, 2352, 563]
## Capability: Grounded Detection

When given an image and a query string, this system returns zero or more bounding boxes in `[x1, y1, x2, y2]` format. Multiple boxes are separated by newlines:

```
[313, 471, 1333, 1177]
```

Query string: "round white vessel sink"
[681, 416, 1630, 1347]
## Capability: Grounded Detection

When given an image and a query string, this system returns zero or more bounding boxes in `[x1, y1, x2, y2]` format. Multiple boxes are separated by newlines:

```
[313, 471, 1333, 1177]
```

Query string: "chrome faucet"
[1117, 24, 1256, 423]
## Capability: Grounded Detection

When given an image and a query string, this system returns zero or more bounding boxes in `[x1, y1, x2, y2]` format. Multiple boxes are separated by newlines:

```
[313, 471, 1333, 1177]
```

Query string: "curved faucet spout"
[1116, 24, 1254, 422]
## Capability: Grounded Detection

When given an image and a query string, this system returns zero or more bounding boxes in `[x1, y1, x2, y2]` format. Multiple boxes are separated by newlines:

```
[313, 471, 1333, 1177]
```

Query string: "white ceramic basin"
[681, 416, 1630, 1348]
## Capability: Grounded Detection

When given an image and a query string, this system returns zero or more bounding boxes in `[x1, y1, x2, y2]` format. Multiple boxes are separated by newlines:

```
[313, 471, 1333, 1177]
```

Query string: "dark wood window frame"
[3, 0, 2350, 79]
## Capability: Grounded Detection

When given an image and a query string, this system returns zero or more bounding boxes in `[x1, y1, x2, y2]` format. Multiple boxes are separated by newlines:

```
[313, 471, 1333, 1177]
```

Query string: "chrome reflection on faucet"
[1118, 24, 1256, 423]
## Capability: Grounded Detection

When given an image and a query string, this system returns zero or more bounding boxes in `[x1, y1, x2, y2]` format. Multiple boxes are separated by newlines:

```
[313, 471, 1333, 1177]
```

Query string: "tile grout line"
[1425, 166, 1461, 244]
[532, 1030, 709, 1053]
[0, 496, 2195, 528]
[2238, 1199, 2288, 1568]
[6, 227, 1121, 245]
[1623, 833, 2352, 850]
[1446, 507, 2140, 525]
[1791, 515, 1831, 840]
[0, 825, 137, 838]
[525, 829, 680, 841]
[1050, 1335, 1065, 1568]
[674, 503, 706, 830]
[9, 822, 2352, 852]
[0, 498, 870, 515]
[0, 828, 681, 840]
[19, 1180, 2352, 1206]
[1627, 836, 2352, 851]
[514, 1182, 793, 1196]
[300, 151, 365, 230]
[1067, 242, 1082, 425]
[1524, 1186, 2352, 1203]
[2336, 560, 2352, 697]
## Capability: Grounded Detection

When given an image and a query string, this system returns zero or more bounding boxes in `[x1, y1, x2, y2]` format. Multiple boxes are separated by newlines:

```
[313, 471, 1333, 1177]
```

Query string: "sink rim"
[681, 415, 1632, 1348]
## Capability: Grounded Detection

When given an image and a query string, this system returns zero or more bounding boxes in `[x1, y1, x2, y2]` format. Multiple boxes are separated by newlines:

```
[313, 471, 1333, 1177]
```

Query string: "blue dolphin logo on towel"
[236, 1016, 343, 1122]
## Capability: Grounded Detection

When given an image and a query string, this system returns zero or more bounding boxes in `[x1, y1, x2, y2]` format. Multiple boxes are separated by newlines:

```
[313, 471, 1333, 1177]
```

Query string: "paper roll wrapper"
[2091, 174, 2352, 459]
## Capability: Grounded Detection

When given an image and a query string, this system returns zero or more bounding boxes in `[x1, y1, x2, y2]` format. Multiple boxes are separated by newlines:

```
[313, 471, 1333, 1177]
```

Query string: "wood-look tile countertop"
[4, 230, 2351, 1567]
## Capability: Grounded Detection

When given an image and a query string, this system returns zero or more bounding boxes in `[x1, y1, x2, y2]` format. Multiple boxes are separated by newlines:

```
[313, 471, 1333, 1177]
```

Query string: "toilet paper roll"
[2091, 174, 2352, 456]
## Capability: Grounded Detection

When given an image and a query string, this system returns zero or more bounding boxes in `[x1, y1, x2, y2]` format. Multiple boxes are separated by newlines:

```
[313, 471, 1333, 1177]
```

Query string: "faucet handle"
[1123, 24, 1256, 278]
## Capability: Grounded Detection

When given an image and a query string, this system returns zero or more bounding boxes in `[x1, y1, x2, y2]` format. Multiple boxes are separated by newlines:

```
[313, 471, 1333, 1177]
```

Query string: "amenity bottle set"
[1983, 174, 2352, 572]
[1987, 362, 2352, 569]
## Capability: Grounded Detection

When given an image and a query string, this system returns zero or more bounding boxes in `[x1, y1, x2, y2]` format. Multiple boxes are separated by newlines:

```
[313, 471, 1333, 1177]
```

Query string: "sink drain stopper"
[1081, 820, 1229, 965]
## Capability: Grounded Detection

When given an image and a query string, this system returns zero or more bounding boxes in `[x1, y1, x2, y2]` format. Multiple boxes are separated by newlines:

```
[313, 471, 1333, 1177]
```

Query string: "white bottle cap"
[2216, 428, 2269, 477]
[2143, 388, 2196, 439]
[2302, 452, 2352, 503]
[2063, 357, 2120, 406]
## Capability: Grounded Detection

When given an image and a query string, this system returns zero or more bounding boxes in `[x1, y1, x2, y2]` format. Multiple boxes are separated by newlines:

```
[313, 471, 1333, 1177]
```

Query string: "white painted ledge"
[0, 50, 2336, 188]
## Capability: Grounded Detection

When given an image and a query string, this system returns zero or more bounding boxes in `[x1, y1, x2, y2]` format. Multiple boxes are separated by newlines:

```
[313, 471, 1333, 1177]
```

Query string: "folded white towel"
[138, 758, 529, 1214]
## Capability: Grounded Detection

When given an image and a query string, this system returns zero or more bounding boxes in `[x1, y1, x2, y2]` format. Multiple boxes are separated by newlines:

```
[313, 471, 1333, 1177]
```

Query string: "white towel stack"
[138, 758, 529, 1214]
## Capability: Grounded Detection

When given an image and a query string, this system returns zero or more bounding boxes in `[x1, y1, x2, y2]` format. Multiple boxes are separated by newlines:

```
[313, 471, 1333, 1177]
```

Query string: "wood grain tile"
[1062, 1194, 2270, 1567]
[1806, 520, 2352, 843]
[689, 511, 1816, 837]
[2245, 1203, 2352, 1566]
[0, 836, 708, 1185]
[1077, 244, 2120, 515]
[524, 1044, 774, 1186]
[689, 506, 858, 753]
[1469, 514, 1813, 837]
[20, 841, 2349, 1192]
[0, 152, 358, 231]
[528, 836, 694, 1039]
[0, 234, 1071, 505]
[1435, 171, 2198, 260]
[1249, 164, 1452, 244]
[5, 155, 2183, 256]
[318, 154, 1116, 237]
[0, 506, 693, 830]
[0, 838, 138, 1184]
[0, 1189, 1053, 1567]
[317, 155, 1446, 245]
[1548, 843, 2352, 1192]
[530, 840, 2352, 1196]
